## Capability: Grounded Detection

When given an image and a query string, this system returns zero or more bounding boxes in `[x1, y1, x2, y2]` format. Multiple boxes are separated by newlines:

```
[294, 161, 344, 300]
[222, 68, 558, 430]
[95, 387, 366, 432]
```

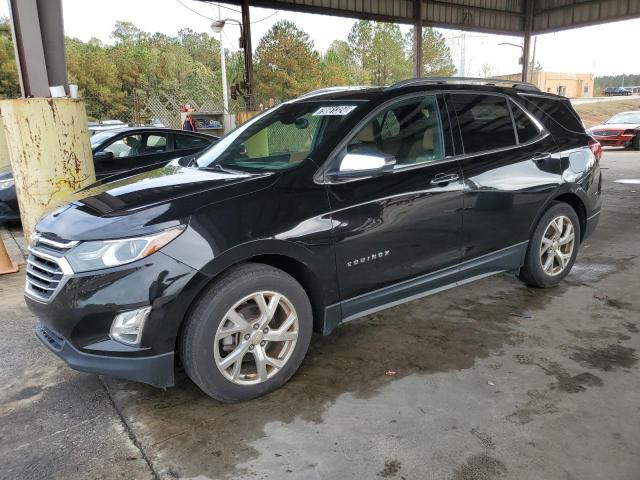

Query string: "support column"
[413, 0, 424, 78]
[5, 0, 94, 243]
[0, 99, 96, 242]
[7, 0, 49, 97]
[36, 0, 68, 89]
[522, 0, 534, 82]
[241, 0, 255, 110]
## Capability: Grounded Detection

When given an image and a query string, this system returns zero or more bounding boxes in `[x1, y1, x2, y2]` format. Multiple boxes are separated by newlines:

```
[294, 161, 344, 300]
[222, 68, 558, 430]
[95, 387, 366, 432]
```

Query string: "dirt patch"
[575, 99, 640, 127]
[10, 386, 42, 402]
[506, 389, 559, 425]
[452, 453, 507, 480]
[569, 328, 631, 343]
[378, 459, 402, 478]
[470, 428, 495, 450]
[570, 344, 638, 371]
[593, 293, 633, 310]
[624, 322, 638, 334]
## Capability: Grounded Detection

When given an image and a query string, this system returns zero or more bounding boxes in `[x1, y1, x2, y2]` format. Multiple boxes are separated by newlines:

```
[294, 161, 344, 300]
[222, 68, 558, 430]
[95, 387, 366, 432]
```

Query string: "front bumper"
[583, 210, 601, 241]
[36, 321, 175, 387]
[26, 249, 211, 388]
[592, 134, 634, 147]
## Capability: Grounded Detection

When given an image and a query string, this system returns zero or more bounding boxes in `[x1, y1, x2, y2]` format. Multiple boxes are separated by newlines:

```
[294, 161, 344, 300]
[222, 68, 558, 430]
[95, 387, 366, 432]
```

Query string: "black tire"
[180, 263, 313, 402]
[632, 135, 640, 151]
[519, 202, 581, 288]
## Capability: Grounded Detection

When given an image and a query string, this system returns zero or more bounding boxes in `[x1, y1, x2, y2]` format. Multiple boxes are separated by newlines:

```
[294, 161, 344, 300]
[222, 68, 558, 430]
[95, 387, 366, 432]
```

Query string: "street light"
[211, 18, 242, 34]
[498, 42, 524, 65]
[211, 16, 243, 114]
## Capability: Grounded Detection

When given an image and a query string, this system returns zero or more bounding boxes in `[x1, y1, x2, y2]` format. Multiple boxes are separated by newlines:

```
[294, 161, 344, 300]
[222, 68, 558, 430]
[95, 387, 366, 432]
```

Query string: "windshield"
[195, 101, 364, 171]
[606, 112, 640, 124]
[90, 130, 119, 148]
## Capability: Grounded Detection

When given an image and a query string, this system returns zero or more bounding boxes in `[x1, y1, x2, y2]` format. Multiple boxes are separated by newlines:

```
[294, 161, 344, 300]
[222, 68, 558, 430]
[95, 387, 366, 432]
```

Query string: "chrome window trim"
[315, 89, 550, 185]
[315, 91, 449, 184]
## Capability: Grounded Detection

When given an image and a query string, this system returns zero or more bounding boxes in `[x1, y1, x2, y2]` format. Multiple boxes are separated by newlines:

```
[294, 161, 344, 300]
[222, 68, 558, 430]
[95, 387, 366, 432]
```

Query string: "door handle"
[430, 173, 459, 186]
[531, 152, 551, 162]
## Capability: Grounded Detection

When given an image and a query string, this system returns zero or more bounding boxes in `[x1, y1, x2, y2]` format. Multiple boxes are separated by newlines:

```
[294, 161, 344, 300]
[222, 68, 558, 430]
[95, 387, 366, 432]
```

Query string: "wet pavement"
[1, 150, 639, 480]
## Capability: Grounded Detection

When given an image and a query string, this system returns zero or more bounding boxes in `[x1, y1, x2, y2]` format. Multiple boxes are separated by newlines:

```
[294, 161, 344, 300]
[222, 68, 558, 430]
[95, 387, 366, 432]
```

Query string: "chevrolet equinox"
[27, 78, 602, 402]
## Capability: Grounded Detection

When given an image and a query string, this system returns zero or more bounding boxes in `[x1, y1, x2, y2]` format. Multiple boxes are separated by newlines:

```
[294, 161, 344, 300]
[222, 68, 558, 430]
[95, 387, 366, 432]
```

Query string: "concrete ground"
[1, 150, 639, 480]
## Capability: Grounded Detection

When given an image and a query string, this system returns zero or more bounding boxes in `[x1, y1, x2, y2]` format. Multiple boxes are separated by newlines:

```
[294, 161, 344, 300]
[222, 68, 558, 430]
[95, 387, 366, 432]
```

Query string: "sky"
[2, 0, 639, 77]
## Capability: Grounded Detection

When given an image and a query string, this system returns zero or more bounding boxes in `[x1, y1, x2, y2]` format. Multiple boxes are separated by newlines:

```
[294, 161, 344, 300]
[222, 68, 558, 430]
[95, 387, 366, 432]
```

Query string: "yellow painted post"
[0, 115, 9, 170]
[0, 98, 96, 243]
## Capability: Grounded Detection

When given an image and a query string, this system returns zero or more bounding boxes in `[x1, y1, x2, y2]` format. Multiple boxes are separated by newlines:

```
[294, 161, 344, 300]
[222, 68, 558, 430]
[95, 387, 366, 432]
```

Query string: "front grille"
[25, 235, 76, 302]
[592, 130, 619, 137]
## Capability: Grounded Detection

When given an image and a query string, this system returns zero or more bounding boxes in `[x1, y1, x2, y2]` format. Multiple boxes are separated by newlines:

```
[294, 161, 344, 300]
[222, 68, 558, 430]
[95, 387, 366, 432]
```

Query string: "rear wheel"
[519, 202, 580, 288]
[632, 134, 640, 151]
[180, 263, 313, 402]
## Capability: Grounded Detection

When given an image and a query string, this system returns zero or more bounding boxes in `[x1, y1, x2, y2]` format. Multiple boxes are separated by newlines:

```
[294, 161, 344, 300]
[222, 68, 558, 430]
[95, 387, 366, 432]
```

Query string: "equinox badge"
[347, 250, 390, 268]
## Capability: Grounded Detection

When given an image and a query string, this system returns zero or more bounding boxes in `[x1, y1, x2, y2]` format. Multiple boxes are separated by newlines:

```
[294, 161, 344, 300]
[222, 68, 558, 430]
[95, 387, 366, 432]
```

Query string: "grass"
[574, 99, 640, 127]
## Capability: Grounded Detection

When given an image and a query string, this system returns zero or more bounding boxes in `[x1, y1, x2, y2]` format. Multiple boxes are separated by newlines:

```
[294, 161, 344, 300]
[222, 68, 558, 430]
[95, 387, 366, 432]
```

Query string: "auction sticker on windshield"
[313, 105, 358, 116]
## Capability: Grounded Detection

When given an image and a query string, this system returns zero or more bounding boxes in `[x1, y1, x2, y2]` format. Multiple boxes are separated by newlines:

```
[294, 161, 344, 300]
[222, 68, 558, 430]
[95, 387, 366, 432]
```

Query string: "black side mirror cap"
[94, 151, 115, 162]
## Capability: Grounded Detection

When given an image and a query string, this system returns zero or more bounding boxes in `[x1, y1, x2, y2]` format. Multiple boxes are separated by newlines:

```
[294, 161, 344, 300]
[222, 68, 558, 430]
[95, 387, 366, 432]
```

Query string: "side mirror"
[94, 151, 114, 163]
[329, 152, 396, 179]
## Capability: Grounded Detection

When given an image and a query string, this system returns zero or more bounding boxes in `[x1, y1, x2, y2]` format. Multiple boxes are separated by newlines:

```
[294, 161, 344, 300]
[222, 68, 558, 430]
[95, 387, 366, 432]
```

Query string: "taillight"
[588, 138, 602, 162]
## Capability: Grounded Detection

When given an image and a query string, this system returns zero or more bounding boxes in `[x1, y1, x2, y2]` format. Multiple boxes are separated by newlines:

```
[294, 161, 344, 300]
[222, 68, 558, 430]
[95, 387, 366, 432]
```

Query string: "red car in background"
[589, 111, 640, 149]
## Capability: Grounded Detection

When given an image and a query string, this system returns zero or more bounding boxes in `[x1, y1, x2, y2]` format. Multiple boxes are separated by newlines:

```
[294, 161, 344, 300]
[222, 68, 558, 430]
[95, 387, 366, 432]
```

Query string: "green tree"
[254, 20, 322, 102]
[66, 37, 127, 119]
[0, 18, 19, 98]
[405, 27, 456, 77]
[371, 22, 411, 85]
[347, 20, 374, 84]
[321, 40, 358, 86]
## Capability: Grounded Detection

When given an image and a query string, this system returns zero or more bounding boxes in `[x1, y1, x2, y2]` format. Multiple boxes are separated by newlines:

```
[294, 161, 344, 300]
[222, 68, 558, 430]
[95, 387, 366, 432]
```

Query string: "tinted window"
[510, 100, 539, 143]
[175, 134, 210, 150]
[348, 95, 444, 167]
[145, 134, 167, 153]
[519, 95, 585, 134]
[451, 94, 516, 154]
[104, 134, 143, 158]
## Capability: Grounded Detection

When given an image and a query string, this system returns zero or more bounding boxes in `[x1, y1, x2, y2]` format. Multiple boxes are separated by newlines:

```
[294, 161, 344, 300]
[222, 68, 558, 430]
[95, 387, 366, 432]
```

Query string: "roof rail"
[295, 85, 372, 100]
[387, 77, 541, 92]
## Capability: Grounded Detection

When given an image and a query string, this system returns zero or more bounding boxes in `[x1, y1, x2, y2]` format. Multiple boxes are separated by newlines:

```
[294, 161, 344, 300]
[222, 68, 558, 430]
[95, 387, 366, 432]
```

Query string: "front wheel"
[180, 263, 313, 402]
[519, 202, 581, 288]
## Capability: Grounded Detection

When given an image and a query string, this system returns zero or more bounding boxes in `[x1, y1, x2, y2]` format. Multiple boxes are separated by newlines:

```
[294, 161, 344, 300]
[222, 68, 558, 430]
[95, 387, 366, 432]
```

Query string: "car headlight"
[0, 178, 15, 190]
[65, 226, 185, 273]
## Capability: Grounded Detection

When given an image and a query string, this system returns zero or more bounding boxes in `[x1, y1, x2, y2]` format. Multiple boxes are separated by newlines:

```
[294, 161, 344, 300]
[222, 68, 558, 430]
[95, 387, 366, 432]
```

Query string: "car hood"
[591, 123, 640, 131]
[35, 163, 275, 241]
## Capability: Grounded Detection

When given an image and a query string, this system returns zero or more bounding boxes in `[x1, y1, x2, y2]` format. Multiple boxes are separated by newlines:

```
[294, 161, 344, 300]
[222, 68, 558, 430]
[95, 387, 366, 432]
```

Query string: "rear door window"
[175, 134, 211, 151]
[450, 94, 516, 154]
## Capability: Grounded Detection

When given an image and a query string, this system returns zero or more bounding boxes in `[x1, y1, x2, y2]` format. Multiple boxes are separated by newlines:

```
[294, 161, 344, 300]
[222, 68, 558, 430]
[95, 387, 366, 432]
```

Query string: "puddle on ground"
[570, 344, 638, 371]
[569, 263, 617, 282]
[614, 179, 640, 185]
[106, 279, 557, 479]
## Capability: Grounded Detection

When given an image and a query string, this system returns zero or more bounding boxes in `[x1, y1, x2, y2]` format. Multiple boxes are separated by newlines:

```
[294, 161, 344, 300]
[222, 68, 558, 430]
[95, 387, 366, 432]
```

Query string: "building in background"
[495, 72, 595, 98]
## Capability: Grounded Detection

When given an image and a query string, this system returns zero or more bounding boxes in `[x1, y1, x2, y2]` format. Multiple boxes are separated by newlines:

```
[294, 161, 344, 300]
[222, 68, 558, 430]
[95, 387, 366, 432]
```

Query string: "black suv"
[26, 78, 602, 402]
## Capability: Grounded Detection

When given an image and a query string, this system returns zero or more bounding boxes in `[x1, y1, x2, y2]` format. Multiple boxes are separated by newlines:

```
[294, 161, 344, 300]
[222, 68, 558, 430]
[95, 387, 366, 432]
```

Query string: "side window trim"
[507, 98, 520, 144]
[447, 92, 549, 158]
[315, 92, 449, 183]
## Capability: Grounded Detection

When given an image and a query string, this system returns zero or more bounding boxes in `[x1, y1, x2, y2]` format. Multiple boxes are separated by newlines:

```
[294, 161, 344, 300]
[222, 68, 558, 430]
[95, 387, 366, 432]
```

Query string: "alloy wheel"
[213, 291, 299, 385]
[539, 215, 575, 276]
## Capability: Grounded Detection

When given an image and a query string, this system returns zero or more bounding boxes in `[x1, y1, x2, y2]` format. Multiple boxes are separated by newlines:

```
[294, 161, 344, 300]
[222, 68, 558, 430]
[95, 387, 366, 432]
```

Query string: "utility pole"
[218, 5, 229, 114]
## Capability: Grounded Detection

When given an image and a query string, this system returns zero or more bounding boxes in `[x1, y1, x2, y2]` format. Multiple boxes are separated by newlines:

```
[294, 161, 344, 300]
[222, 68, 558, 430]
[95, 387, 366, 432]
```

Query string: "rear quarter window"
[519, 94, 585, 134]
